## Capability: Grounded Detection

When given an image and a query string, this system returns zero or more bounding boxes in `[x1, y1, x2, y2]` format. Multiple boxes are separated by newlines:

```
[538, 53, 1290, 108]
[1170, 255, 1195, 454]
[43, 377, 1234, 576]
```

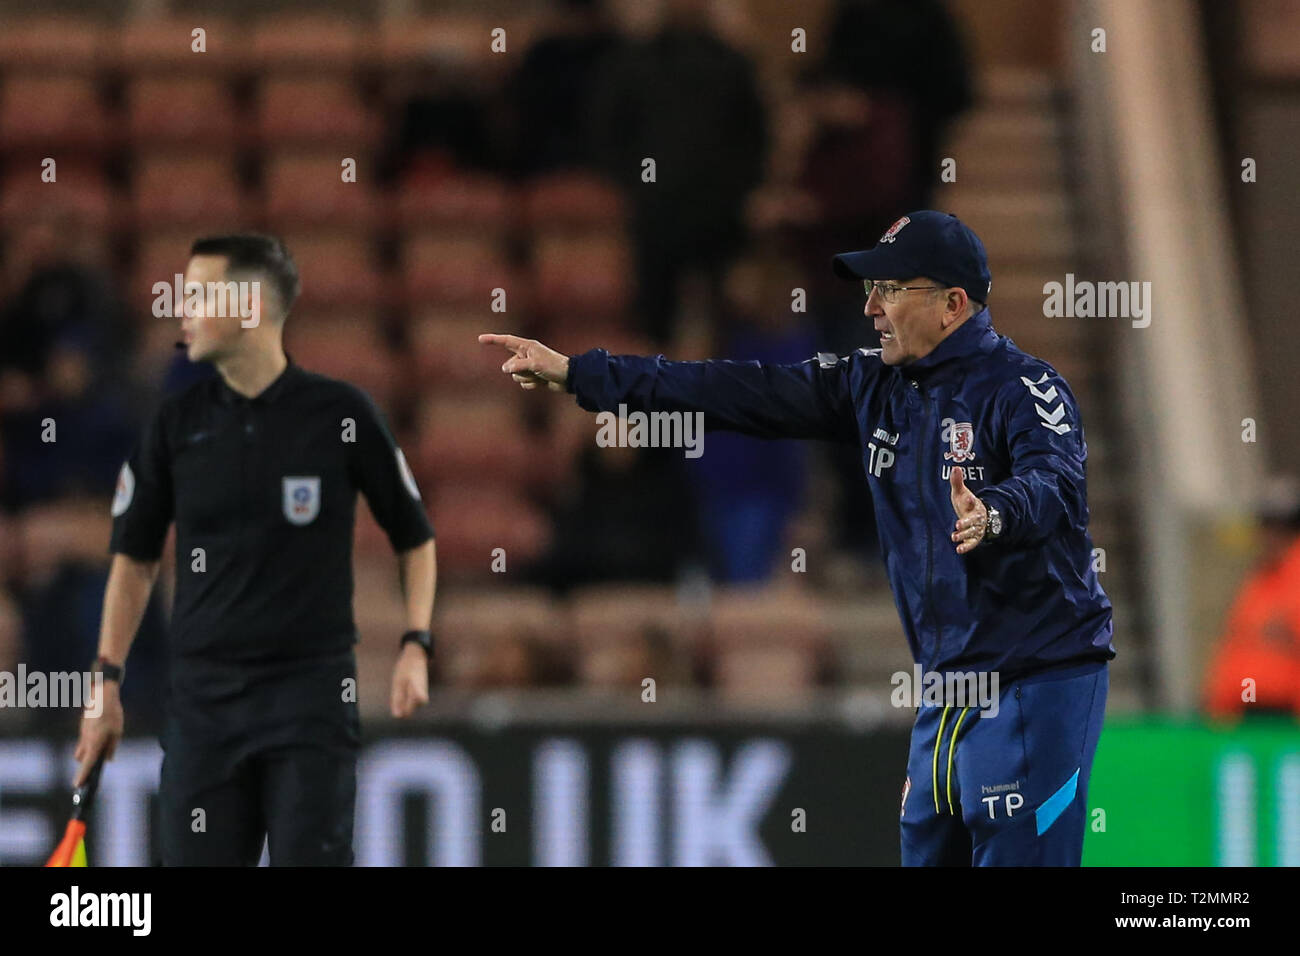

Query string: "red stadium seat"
[263, 153, 383, 229]
[539, 317, 647, 359]
[402, 234, 517, 308]
[708, 586, 830, 703]
[0, 163, 113, 228]
[131, 154, 245, 228]
[0, 18, 103, 72]
[571, 584, 689, 643]
[247, 16, 362, 69]
[126, 77, 239, 145]
[427, 483, 549, 580]
[412, 393, 537, 483]
[132, 232, 193, 312]
[523, 173, 625, 232]
[395, 167, 513, 234]
[280, 232, 386, 308]
[256, 77, 378, 148]
[283, 311, 397, 407]
[434, 587, 571, 688]
[408, 307, 508, 388]
[115, 18, 243, 73]
[531, 233, 631, 318]
[0, 77, 109, 151]
[570, 584, 700, 689]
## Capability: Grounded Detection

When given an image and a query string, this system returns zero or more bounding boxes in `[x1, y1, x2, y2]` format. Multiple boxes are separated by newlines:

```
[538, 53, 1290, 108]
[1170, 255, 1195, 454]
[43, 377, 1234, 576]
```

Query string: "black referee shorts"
[159, 650, 361, 867]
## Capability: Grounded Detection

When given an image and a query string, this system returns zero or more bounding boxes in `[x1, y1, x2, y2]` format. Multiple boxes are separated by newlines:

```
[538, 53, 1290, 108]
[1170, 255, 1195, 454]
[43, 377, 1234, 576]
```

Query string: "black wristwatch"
[400, 629, 433, 657]
[92, 656, 124, 684]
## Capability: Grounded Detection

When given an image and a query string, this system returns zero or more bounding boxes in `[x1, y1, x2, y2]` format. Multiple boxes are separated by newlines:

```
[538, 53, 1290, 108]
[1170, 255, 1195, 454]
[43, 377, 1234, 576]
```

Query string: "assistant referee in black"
[74, 234, 437, 866]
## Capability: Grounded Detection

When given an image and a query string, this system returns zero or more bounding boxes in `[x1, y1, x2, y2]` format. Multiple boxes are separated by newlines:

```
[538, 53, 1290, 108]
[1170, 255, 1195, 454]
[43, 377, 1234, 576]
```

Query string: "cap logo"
[879, 216, 911, 244]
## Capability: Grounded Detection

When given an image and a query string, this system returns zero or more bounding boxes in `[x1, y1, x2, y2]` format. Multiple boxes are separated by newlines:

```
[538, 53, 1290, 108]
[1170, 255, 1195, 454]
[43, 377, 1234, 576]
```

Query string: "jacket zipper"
[915, 380, 939, 657]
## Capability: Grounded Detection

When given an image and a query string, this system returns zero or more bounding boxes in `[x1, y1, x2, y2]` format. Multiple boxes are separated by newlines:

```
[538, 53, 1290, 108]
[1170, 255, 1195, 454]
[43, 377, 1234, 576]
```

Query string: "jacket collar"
[216, 353, 299, 406]
[900, 307, 999, 381]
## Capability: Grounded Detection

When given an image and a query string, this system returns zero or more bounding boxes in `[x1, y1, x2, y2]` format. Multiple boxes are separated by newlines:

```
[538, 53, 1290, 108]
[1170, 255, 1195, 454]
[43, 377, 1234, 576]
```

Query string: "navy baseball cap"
[832, 211, 992, 304]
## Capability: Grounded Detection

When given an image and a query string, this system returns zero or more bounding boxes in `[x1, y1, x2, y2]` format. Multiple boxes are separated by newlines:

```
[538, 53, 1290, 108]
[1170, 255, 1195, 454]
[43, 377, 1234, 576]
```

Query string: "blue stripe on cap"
[1035, 768, 1080, 836]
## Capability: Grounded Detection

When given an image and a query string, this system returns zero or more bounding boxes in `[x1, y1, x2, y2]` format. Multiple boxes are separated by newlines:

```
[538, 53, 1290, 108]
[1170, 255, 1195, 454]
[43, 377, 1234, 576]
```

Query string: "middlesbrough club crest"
[879, 216, 911, 243]
[941, 418, 976, 463]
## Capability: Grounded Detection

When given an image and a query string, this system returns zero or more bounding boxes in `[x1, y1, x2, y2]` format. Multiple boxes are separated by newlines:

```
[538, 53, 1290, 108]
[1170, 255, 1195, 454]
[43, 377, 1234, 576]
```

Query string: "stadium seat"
[132, 232, 194, 315]
[126, 77, 239, 145]
[0, 77, 109, 150]
[131, 154, 245, 227]
[713, 646, 819, 704]
[115, 18, 243, 73]
[434, 587, 571, 688]
[0, 18, 102, 72]
[283, 311, 397, 407]
[371, 14, 537, 72]
[394, 167, 513, 234]
[538, 318, 647, 360]
[523, 173, 625, 232]
[263, 153, 383, 229]
[427, 483, 549, 580]
[412, 393, 537, 483]
[0, 163, 113, 229]
[531, 233, 631, 318]
[247, 16, 362, 69]
[408, 307, 509, 388]
[707, 586, 830, 703]
[402, 234, 517, 307]
[570, 584, 700, 690]
[278, 231, 386, 307]
[256, 77, 378, 148]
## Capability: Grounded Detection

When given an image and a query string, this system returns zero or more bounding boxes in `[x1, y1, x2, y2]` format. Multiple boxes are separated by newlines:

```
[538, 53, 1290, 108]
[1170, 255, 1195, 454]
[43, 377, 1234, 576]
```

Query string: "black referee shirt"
[109, 357, 434, 676]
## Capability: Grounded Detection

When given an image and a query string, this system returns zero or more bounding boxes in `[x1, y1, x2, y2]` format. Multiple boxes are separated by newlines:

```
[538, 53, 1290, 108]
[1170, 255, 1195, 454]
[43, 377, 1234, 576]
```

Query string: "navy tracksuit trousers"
[900, 660, 1109, 866]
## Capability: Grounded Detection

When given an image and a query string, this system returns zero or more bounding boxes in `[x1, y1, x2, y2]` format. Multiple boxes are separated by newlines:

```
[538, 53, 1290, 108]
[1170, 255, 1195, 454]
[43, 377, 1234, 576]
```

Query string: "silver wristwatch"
[983, 508, 1003, 541]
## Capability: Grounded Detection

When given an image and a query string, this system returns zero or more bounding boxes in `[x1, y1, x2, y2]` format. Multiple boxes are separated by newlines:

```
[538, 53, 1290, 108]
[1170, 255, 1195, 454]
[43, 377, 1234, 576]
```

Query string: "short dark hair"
[189, 233, 300, 321]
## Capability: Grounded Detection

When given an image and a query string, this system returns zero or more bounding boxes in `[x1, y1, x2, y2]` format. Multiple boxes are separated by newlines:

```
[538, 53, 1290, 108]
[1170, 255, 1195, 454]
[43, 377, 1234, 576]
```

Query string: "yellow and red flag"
[45, 754, 104, 867]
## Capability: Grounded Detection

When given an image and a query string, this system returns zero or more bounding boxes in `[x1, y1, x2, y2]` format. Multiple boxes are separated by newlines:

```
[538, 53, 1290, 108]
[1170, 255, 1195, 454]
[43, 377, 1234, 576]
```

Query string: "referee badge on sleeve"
[282, 476, 321, 525]
[396, 448, 422, 501]
[111, 463, 135, 517]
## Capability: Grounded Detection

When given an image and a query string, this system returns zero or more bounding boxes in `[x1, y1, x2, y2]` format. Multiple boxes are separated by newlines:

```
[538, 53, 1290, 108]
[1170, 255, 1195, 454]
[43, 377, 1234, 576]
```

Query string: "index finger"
[477, 333, 527, 352]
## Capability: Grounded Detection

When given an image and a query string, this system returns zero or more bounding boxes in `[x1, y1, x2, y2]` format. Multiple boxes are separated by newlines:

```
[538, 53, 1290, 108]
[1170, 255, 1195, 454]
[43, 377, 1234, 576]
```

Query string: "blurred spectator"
[0, 212, 136, 399]
[754, 0, 974, 326]
[1204, 476, 1300, 721]
[504, 0, 624, 178]
[384, 70, 497, 180]
[0, 225, 169, 729]
[588, 0, 768, 344]
[685, 254, 814, 583]
[815, 0, 973, 216]
[530, 444, 703, 593]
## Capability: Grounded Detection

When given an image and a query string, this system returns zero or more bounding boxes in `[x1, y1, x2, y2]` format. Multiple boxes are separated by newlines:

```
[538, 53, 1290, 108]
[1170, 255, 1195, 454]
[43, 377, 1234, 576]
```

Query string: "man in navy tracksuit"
[481, 210, 1115, 866]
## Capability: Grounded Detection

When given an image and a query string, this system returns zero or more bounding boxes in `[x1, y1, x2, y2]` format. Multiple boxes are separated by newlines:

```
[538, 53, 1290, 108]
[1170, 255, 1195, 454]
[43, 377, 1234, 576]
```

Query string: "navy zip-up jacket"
[566, 307, 1115, 679]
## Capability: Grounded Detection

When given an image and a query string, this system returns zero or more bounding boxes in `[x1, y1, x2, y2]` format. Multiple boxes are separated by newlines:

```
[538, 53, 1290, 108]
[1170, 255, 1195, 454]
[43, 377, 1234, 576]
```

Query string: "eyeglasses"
[863, 280, 945, 304]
